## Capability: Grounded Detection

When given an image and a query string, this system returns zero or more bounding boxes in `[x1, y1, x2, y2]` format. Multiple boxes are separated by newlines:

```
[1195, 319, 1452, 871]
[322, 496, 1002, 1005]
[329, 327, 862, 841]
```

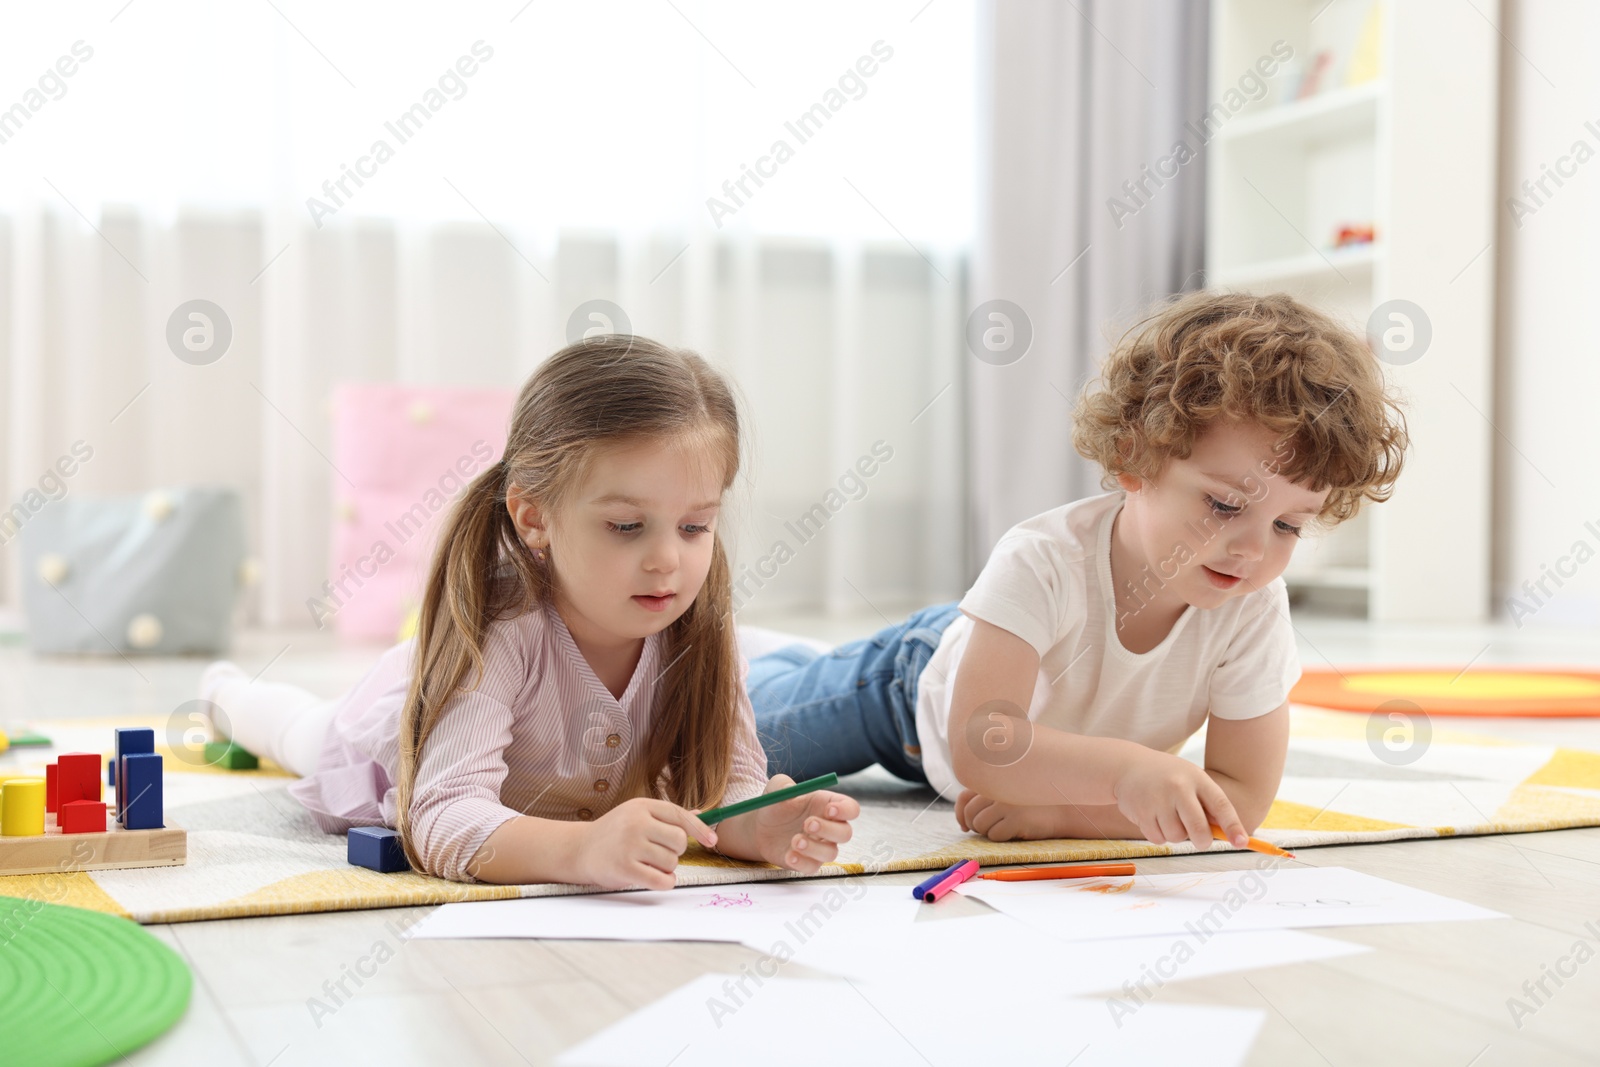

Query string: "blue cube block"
[114, 727, 154, 824]
[348, 827, 409, 873]
[121, 752, 164, 830]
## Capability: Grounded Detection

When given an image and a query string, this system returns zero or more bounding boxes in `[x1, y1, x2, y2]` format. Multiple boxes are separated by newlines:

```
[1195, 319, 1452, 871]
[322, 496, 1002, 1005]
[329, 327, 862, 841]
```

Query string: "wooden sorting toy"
[0, 812, 185, 876]
[0, 726, 186, 876]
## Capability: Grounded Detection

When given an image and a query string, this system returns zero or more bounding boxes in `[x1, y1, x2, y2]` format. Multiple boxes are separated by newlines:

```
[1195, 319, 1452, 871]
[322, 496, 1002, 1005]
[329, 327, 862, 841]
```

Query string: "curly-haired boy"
[748, 290, 1409, 851]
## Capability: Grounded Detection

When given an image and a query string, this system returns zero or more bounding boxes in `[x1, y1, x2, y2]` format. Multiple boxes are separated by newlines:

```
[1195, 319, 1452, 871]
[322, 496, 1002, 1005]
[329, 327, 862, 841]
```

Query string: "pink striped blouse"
[287, 600, 772, 882]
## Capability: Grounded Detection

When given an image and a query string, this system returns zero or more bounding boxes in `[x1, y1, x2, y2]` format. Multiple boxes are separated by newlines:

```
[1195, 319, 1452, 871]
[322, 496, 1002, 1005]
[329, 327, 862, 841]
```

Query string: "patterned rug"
[2, 707, 1598, 924]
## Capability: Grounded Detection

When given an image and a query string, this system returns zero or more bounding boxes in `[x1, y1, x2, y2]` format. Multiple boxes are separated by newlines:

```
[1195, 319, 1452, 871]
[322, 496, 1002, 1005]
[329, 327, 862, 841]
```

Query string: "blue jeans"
[748, 602, 962, 785]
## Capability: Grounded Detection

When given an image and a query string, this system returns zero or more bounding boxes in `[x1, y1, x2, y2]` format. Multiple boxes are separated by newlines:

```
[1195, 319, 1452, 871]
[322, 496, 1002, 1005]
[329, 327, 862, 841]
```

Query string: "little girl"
[203, 336, 860, 887]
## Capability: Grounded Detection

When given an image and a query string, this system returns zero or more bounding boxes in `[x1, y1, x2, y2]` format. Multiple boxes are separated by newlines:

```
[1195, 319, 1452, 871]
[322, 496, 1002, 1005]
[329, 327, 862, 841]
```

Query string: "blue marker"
[912, 860, 971, 902]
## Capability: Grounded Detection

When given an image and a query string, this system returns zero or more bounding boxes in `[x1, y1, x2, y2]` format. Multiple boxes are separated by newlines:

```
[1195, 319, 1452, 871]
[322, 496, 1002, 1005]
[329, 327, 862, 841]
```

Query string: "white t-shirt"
[914, 491, 1301, 799]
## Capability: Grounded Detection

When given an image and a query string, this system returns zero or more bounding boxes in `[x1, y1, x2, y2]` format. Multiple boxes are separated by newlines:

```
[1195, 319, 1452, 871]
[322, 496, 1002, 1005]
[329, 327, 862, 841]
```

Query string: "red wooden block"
[45, 763, 58, 814]
[57, 752, 102, 806]
[60, 799, 107, 834]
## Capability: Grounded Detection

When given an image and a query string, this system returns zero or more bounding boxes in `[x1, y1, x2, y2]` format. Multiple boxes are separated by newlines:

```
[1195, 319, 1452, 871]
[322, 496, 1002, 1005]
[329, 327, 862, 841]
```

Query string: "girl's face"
[1114, 419, 1329, 619]
[528, 438, 726, 646]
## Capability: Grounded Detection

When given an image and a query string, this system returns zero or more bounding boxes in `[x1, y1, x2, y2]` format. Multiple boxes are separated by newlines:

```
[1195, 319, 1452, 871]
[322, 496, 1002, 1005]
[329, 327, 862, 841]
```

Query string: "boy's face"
[1116, 419, 1329, 615]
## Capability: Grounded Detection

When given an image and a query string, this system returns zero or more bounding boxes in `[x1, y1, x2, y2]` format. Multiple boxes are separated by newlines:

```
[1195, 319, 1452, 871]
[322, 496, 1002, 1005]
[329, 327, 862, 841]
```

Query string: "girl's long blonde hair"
[394, 336, 743, 871]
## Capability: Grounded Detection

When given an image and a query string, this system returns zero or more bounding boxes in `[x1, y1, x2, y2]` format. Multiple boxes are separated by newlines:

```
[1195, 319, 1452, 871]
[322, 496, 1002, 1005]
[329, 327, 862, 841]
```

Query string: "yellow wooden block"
[1, 778, 46, 836]
[0, 772, 36, 788]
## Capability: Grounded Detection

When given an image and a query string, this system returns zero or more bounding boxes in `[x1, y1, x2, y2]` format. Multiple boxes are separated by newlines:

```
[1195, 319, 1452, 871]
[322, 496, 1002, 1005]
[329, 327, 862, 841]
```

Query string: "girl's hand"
[1111, 750, 1246, 854]
[574, 797, 717, 891]
[954, 789, 1060, 842]
[745, 775, 861, 874]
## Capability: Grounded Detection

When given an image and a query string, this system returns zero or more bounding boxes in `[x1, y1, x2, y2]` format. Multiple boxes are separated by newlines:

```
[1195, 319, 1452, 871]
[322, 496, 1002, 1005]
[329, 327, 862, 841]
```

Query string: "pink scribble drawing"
[700, 892, 755, 909]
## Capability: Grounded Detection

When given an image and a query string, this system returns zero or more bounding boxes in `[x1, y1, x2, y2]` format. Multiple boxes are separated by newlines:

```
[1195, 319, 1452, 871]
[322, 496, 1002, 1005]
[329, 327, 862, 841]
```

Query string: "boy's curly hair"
[1071, 290, 1409, 528]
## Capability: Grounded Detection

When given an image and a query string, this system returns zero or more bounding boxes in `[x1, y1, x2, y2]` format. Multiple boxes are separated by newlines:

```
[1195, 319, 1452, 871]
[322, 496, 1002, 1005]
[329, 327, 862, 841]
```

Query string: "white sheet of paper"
[957, 865, 1503, 942]
[555, 972, 1264, 1067]
[780, 910, 1369, 992]
[407, 883, 921, 944]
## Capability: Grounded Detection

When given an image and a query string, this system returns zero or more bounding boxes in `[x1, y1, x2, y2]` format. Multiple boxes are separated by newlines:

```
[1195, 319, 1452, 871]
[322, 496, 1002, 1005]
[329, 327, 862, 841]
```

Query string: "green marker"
[697, 772, 840, 825]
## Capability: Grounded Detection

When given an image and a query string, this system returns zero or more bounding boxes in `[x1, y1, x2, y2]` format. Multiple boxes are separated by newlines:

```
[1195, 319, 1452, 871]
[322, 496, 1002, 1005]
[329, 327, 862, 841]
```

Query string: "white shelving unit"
[1205, 0, 1499, 622]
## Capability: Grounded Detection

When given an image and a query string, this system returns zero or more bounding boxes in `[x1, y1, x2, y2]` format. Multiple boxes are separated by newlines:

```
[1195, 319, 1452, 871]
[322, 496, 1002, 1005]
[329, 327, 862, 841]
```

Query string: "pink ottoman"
[322, 384, 514, 639]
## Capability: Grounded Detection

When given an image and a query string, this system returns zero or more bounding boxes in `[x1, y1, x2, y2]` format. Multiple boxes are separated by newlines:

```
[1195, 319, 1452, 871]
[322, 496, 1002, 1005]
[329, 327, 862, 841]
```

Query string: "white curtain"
[968, 0, 1209, 564]
[0, 2, 979, 632]
[0, 212, 969, 627]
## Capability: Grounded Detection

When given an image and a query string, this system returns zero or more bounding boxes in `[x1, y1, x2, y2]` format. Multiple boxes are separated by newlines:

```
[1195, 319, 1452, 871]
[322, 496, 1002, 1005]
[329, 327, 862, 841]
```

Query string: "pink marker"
[921, 859, 979, 902]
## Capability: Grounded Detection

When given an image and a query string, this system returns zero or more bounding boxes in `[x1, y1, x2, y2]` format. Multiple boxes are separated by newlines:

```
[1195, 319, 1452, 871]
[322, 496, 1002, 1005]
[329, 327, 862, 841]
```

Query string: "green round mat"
[0, 895, 191, 1066]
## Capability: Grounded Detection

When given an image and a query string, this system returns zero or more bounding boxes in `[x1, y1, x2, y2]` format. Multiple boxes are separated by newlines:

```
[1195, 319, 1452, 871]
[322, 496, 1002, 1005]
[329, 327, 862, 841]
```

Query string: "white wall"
[1495, 0, 1600, 628]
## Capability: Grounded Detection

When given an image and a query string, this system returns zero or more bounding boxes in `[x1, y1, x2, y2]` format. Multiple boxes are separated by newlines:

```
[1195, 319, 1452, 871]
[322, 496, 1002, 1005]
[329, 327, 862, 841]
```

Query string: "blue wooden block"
[348, 827, 409, 873]
[121, 752, 164, 830]
[114, 727, 154, 825]
[107, 757, 116, 788]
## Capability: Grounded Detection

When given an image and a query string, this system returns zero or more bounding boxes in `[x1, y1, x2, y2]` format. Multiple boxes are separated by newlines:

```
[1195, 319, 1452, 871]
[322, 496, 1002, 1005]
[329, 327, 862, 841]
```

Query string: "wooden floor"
[6, 613, 1600, 1066]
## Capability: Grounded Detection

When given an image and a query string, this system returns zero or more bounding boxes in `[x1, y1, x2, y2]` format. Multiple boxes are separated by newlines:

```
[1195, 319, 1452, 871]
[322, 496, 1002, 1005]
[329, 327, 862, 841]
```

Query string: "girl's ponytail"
[394, 458, 539, 871]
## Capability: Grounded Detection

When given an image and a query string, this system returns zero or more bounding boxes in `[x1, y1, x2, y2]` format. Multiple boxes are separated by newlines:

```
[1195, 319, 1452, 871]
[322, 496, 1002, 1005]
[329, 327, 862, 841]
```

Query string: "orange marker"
[1212, 824, 1295, 859]
[979, 863, 1136, 882]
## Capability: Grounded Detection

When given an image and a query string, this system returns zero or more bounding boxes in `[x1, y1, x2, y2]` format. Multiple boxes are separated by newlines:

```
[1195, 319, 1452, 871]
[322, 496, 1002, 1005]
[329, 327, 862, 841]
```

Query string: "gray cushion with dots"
[19, 486, 246, 655]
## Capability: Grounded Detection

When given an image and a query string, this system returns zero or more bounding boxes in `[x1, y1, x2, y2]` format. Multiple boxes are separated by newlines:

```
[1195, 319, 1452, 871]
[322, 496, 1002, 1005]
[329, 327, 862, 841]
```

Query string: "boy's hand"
[1112, 750, 1247, 853]
[742, 774, 860, 874]
[954, 790, 1063, 842]
[573, 797, 717, 891]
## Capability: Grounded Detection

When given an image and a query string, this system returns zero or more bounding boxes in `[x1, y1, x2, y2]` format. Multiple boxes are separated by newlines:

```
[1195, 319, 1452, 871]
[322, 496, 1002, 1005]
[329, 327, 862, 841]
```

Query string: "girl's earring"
[533, 546, 547, 564]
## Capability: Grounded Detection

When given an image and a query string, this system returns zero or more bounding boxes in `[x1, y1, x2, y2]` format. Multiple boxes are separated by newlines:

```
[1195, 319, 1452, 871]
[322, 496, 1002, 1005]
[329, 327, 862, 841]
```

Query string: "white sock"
[200, 661, 337, 777]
